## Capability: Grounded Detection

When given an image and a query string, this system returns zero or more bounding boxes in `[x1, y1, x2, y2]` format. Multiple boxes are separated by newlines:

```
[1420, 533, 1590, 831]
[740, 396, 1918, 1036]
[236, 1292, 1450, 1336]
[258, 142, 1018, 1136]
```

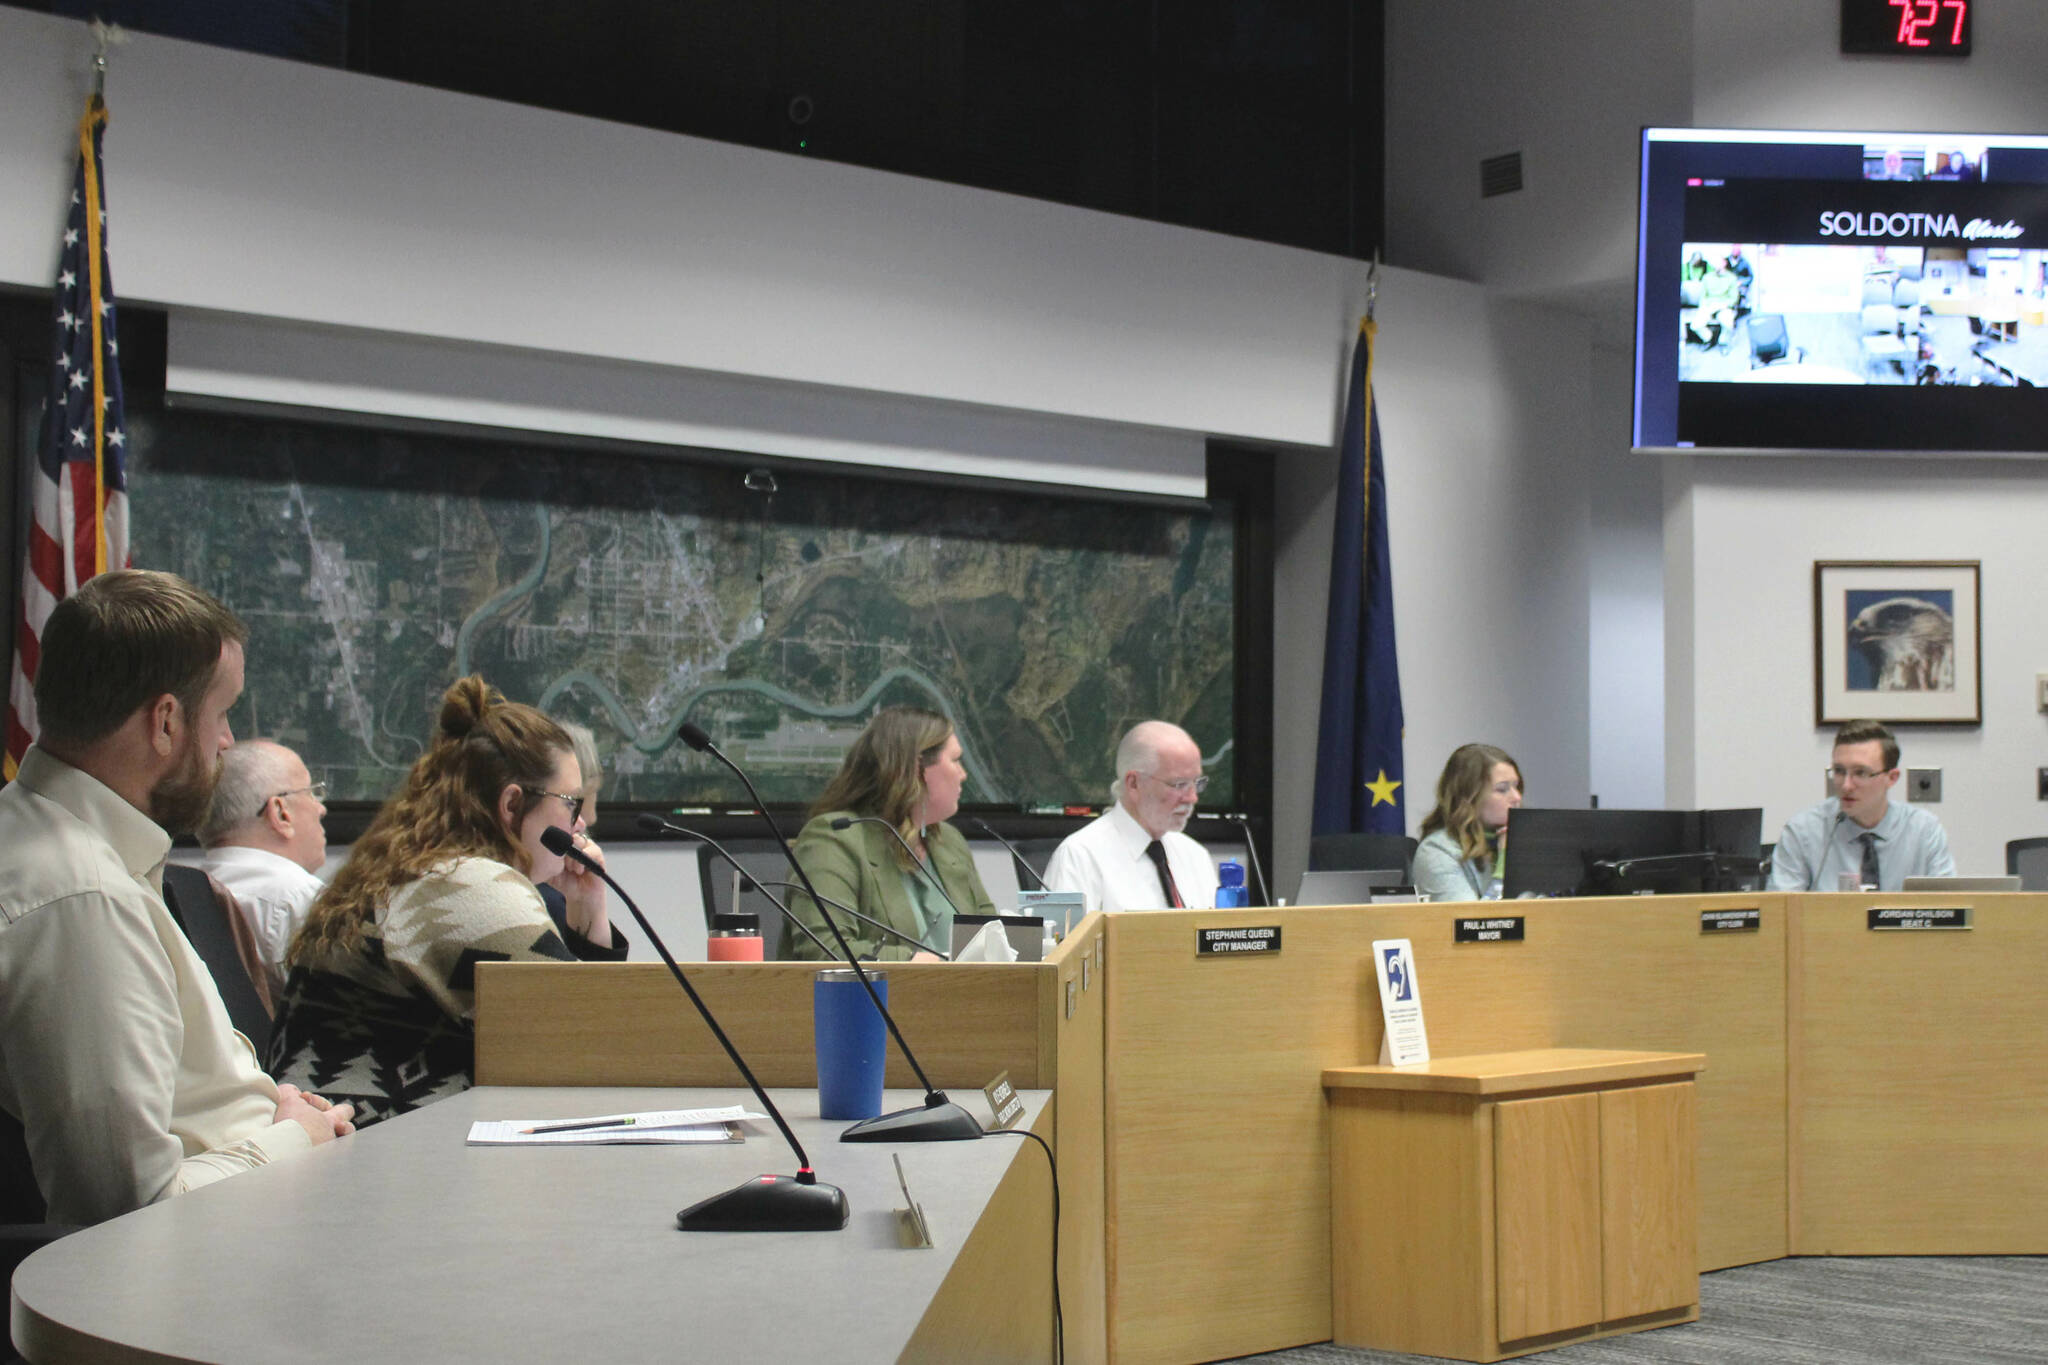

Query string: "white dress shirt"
[200, 844, 326, 995]
[0, 747, 309, 1225]
[1043, 801, 1221, 914]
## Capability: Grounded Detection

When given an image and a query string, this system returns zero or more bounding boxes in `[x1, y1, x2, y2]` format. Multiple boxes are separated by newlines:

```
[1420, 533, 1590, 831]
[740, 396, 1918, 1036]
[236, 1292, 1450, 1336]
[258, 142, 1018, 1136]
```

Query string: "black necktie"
[1859, 831, 1881, 889]
[1144, 840, 1184, 908]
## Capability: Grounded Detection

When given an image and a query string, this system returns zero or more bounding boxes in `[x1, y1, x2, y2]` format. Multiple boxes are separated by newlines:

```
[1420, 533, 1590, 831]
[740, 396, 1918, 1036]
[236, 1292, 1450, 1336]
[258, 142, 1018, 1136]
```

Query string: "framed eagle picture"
[1813, 561, 1981, 726]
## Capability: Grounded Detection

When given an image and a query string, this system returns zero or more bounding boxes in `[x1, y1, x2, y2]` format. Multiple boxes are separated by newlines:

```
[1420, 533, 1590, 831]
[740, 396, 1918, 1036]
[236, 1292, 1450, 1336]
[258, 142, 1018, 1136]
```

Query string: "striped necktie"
[1144, 839, 1184, 908]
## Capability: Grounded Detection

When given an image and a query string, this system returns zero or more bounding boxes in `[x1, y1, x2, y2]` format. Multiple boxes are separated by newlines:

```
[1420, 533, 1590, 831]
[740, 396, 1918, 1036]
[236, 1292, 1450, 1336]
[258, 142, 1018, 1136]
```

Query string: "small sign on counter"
[1454, 916, 1525, 943]
[1197, 925, 1282, 955]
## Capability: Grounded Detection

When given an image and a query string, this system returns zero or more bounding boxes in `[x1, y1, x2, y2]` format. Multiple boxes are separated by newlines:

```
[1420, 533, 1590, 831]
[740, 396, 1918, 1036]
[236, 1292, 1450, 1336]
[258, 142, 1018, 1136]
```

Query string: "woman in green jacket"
[787, 706, 997, 961]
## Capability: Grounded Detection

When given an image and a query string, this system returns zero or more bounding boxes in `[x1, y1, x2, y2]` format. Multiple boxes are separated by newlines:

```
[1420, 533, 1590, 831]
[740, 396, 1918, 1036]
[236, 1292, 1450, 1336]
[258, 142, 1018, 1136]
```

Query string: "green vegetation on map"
[130, 411, 1235, 809]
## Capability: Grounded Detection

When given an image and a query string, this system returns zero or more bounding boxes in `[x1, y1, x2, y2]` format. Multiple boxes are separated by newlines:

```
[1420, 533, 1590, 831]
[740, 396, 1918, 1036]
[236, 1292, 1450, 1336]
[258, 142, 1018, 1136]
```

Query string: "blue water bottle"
[1215, 858, 1248, 908]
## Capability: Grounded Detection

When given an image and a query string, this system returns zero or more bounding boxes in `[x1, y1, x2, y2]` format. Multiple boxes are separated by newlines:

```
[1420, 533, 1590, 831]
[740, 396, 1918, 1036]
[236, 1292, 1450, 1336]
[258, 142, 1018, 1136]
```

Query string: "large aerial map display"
[128, 410, 1237, 809]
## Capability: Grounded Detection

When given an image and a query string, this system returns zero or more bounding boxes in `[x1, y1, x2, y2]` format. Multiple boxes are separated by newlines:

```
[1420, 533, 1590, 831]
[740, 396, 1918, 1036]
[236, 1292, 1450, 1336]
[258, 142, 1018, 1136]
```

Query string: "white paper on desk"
[951, 918, 1019, 963]
[465, 1105, 767, 1146]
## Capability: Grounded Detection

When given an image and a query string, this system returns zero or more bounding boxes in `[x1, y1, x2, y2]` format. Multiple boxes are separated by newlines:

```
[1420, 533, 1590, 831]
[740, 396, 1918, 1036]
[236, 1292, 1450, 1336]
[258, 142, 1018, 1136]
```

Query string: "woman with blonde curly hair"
[785, 705, 997, 961]
[1412, 743, 1523, 902]
[266, 677, 619, 1125]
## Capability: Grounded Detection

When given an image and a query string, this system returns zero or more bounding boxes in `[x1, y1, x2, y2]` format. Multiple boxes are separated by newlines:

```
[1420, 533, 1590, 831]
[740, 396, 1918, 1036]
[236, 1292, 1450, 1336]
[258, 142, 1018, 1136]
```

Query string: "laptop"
[1899, 875, 2022, 892]
[1293, 869, 1406, 907]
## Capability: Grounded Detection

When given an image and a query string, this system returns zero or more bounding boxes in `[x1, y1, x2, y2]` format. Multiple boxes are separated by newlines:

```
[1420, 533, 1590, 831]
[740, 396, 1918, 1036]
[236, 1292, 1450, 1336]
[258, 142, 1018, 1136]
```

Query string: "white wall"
[1588, 341, 1665, 809]
[1271, 279, 1596, 895]
[1384, 0, 1693, 310]
[1691, 0, 2048, 131]
[1667, 3, 2048, 872]
[1388, 0, 2048, 847]
[0, 11, 1366, 469]
[1666, 458, 2048, 874]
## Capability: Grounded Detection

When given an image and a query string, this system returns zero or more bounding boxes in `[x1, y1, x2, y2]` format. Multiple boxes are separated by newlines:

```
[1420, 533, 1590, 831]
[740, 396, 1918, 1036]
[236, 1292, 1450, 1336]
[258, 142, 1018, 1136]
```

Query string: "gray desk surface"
[12, 1086, 1046, 1364]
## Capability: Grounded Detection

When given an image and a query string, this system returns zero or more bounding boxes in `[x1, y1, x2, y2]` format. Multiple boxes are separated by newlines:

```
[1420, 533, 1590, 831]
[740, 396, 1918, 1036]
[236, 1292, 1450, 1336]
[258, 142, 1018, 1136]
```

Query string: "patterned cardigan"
[266, 857, 621, 1127]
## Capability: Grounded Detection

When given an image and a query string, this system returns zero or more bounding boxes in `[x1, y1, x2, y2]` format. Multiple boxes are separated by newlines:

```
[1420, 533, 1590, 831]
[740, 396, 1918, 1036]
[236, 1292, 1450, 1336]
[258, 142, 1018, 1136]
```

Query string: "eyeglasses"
[1828, 766, 1890, 783]
[274, 781, 328, 802]
[523, 787, 586, 822]
[1140, 773, 1210, 796]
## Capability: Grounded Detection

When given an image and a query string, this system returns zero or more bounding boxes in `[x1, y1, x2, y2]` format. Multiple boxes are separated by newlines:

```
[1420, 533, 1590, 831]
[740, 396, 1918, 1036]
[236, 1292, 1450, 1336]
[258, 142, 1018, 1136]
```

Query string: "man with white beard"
[1045, 720, 1221, 913]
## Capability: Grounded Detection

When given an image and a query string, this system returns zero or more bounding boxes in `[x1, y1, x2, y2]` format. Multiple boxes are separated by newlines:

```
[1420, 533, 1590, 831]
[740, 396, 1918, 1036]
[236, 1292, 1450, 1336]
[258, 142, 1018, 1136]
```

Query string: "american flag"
[4, 96, 129, 778]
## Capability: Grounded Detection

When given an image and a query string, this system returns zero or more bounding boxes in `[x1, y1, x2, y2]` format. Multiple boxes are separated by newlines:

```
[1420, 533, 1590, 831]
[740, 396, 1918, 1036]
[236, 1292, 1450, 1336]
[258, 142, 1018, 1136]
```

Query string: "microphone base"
[839, 1100, 986, 1143]
[676, 1174, 850, 1232]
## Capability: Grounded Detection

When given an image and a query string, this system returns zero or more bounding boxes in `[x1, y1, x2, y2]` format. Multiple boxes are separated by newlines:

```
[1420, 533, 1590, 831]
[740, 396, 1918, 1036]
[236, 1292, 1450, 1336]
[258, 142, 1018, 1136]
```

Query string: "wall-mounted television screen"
[1634, 127, 2048, 453]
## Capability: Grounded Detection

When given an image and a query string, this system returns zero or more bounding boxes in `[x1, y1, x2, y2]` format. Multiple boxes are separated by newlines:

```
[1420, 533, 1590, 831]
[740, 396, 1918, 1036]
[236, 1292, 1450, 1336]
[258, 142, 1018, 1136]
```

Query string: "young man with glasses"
[1769, 719, 1955, 891]
[1044, 720, 1221, 913]
[197, 740, 331, 995]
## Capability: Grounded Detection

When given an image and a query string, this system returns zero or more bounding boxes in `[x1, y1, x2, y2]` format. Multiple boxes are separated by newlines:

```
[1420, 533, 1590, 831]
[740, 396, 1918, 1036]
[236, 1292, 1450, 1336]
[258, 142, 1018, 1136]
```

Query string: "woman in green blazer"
[787, 706, 997, 961]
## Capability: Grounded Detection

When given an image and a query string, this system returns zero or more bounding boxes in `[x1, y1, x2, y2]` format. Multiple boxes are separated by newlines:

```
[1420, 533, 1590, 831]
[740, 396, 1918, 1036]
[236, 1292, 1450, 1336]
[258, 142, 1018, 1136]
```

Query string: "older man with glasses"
[198, 740, 331, 995]
[1045, 720, 1222, 913]
[1769, 719, 1955, 891]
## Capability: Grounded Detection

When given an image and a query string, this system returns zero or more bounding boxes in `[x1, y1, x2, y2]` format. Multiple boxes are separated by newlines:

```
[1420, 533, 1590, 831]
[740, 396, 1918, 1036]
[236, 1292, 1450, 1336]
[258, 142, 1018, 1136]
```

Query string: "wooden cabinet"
[1325, 1049, 1703, 1363]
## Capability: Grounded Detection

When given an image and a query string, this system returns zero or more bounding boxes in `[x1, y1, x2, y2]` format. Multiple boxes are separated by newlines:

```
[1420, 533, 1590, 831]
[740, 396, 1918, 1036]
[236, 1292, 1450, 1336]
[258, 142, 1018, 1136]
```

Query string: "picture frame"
[1813, 560, 1981, 726]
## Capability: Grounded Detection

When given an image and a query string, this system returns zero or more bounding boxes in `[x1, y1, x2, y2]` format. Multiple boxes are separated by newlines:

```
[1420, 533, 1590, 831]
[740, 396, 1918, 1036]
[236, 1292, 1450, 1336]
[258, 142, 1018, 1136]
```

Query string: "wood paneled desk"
[11, 1087, 1053, 1365]
[1092, 893, 2048, 1364]
[39, 894, 2031, 1365]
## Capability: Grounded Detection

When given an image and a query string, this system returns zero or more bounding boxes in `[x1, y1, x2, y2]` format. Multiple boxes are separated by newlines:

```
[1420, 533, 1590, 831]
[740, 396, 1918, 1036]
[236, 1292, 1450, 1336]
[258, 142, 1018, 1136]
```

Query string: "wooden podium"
[1324, 1048, 1703, 1362]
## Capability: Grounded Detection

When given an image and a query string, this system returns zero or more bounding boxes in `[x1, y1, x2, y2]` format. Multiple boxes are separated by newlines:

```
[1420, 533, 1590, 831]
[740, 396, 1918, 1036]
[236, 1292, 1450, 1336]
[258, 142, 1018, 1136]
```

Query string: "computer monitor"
[1502, 807, 1765, 898]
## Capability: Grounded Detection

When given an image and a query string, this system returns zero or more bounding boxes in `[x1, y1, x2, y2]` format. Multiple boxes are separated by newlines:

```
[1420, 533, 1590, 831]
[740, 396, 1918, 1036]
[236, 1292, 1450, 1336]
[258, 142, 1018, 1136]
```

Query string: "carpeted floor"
[1221, 1256, 2048, 1364]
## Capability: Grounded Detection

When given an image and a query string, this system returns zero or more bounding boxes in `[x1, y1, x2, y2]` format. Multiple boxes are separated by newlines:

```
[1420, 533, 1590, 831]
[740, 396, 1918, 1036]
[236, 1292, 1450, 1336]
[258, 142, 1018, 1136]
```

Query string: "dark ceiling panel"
[13, 0, 1383, 260]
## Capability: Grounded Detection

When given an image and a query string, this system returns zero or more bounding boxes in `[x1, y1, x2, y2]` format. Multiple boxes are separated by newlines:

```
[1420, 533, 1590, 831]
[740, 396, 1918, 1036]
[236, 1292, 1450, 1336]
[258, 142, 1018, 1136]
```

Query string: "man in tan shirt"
[0, 571, 352, 1225]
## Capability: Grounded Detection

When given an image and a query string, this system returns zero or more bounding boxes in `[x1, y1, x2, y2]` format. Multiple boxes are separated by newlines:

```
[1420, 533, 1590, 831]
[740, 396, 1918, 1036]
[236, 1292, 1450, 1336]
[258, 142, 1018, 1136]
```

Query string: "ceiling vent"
[1479, 152, 1524, 198]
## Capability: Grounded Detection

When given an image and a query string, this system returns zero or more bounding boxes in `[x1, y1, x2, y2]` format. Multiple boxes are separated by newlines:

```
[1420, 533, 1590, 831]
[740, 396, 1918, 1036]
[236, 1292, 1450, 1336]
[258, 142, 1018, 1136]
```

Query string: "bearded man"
[0, 570, 351, 1225]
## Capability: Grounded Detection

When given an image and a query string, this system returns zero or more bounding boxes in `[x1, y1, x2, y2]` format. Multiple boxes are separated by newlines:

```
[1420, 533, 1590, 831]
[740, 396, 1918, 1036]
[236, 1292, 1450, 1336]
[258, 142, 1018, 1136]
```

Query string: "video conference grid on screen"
[1634, 127, 2048, 453]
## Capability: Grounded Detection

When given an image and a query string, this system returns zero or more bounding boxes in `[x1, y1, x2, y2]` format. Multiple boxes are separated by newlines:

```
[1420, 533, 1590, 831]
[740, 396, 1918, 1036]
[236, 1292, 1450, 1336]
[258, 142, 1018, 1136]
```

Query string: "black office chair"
[0, 1109, 77, 1363]
[160, 864, 272, 1056]
[697, 839, 802, 960]
[1309, 832, 1417, 880]
[2006, 838, 2048, 891]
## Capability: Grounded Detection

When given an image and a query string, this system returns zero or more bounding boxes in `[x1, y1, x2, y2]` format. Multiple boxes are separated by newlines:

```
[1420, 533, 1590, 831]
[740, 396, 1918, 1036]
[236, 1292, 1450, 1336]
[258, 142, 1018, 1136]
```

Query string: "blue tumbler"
[813, 968, 889, 1120]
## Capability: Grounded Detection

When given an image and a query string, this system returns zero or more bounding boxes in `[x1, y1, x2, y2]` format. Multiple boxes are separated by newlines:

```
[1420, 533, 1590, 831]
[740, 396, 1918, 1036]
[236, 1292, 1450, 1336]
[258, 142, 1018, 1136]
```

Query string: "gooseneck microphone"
[969, 816, 1049, 891]
[753, 880, 951, 960]
[633, 813, 835, 959]
[829, 815, 965, 919]
[635, 812, 944, 959]
[677, 722, 982, 1143]
[537, 826, 848, 1230]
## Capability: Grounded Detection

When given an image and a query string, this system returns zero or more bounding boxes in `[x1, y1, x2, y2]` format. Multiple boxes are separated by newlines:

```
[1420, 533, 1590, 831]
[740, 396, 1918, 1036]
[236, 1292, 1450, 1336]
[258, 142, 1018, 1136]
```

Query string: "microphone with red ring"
[538, 824, 848, 1229]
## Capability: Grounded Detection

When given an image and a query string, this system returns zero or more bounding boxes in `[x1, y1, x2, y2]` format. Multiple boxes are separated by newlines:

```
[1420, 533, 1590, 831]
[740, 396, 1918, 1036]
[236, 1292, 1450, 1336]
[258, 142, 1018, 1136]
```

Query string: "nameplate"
[1454, 916, 1525, 943]
[1701, 908, 1761, 933]
[1867, 906, 1971, 931]
[1197, 925, 1282, 955]
[982, 1072, 1026, 1132]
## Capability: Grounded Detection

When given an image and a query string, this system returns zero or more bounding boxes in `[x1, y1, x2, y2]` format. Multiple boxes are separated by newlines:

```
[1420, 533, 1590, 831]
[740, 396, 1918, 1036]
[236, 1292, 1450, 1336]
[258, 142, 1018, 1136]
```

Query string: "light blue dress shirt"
[1768, 797, 1956, 891]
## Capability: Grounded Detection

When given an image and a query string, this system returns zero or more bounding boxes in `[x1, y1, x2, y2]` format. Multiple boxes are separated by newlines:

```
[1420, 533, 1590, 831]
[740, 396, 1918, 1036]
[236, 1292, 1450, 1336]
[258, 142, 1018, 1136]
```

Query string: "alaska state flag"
[1311, 318, 1405, 836]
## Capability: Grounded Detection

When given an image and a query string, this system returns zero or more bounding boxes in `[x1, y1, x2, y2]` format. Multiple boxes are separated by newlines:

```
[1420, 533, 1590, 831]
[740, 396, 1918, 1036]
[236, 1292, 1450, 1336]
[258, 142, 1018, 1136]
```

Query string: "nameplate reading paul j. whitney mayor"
[1453, 916, 1525, 943]
[1372, 938, 1430, 1067]
[1868, 906, 1972, 931]
[1701, 908, 1761, 933]
[1197, 926, 1282, 955]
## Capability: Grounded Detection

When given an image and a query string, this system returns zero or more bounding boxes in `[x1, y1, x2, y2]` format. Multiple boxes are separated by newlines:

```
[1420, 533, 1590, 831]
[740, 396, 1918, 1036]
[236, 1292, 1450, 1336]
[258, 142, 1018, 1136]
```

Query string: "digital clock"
[1841, 0, 1972, 56]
